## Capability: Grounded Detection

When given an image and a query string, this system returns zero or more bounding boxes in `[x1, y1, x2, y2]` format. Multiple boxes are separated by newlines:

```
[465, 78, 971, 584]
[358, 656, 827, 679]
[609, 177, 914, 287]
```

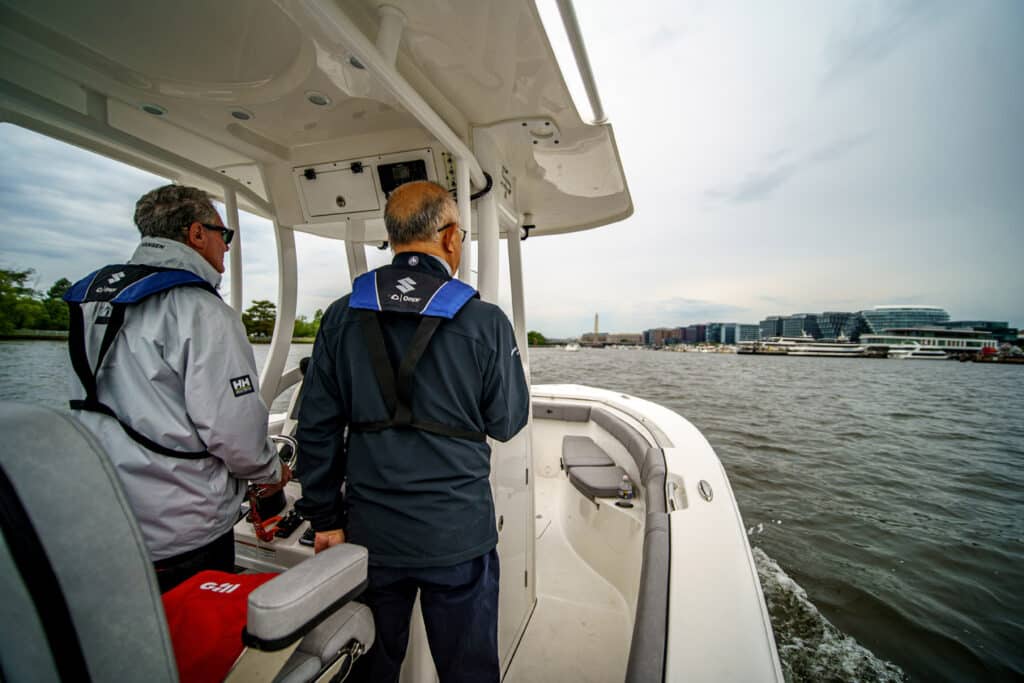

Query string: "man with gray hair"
[65, 184, 289, 593]
[296, 180, 529, 682]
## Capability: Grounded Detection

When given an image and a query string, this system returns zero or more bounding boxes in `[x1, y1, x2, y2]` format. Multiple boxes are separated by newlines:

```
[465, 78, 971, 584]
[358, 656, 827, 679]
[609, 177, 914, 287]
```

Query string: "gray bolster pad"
[641, 447, 668, 513]
[626, 513, 670, 683]
[245, 544, 368, 650]
[273, 603, 375, 683]
[533, 400, 592, 422]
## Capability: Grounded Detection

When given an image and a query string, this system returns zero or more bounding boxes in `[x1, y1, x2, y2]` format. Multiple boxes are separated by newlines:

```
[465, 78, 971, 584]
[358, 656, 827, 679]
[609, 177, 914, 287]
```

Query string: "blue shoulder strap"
[64, 264, 218, 304]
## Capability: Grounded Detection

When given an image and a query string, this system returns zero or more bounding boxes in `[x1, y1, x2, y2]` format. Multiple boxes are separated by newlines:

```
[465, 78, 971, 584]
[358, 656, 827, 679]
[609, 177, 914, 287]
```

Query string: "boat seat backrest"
[532, 400, 591, 422]
[591, 406, 650, 472]
[0, 402, 178, 682]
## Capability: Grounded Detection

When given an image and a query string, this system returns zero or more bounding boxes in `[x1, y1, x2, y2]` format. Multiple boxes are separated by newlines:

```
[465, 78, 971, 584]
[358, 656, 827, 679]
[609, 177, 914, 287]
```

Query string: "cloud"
[705, 132, 873, 205]
[819, 0, 951, 90]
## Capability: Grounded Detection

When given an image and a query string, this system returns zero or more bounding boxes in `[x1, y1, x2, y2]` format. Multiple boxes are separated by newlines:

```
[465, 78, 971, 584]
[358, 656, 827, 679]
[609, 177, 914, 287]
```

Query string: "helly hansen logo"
[230, 375, 255, 397]
[395, 277, 417, 294]
[107, 271, 125, 285]
[200, 581, 240, 594]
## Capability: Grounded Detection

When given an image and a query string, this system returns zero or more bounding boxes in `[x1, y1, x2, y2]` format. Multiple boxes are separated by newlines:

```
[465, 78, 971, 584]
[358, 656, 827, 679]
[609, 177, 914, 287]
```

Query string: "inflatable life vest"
[63, 264, 219, 459]
[347, 265, 486, 442]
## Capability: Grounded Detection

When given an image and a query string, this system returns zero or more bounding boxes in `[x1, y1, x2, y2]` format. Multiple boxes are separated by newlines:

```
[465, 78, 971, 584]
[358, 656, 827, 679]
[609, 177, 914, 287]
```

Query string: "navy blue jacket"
[295, 253, 530, 567]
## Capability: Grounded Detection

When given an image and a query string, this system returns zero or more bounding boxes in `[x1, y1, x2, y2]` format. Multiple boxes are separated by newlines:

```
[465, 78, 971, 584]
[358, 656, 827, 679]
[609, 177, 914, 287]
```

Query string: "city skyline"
[572, 305, 1017, 339]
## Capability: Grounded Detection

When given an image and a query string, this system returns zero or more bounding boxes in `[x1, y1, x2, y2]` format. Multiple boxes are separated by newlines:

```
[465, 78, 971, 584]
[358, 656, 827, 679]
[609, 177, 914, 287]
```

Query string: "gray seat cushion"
[562, 435, 615, 469]
[569, 466, 630, 498]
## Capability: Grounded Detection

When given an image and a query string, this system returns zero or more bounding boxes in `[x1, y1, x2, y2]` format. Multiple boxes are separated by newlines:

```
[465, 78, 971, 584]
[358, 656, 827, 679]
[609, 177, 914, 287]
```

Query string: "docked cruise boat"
[0, 1, 782, 681]
[787, 342, 868, 358]
[888, 345, 948, 360]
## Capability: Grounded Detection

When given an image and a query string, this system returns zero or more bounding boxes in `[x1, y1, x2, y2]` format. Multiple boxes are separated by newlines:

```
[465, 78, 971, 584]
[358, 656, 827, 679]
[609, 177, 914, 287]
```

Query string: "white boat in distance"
[888, 344, 949, 360]
[0, 1, 782, 681]
[564, 342, 581, 352]
[788, 342, 868, 358]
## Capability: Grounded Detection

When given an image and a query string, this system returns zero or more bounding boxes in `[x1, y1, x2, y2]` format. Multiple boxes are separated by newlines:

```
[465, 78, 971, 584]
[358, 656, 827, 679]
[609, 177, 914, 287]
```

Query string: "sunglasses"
[437, 222, 467, 243]
[199, 223, 234, 245]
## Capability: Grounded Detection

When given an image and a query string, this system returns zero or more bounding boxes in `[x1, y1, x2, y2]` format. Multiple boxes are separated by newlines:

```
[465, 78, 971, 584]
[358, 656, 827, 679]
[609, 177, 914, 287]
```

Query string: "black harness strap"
[0, 464, 92, 682]
[394, 316, 441, 425]
[352, 311, 486, 442]
[358, 309, 397, 417]
[67, 298, 211, 460]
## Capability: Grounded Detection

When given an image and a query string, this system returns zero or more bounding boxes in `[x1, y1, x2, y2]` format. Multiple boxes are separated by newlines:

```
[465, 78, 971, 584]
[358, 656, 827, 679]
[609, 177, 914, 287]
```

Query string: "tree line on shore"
[0, 269, 70, 334]
[0, 268, 322, 339]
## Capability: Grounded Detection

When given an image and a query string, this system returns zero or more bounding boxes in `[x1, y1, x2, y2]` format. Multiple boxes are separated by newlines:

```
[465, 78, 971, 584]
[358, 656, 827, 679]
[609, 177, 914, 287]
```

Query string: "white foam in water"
[752, 547, 906, 682]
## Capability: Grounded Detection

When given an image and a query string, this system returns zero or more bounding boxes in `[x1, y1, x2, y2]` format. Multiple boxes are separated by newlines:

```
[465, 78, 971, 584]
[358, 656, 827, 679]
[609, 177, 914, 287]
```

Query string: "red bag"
[161, 570, 277, 683]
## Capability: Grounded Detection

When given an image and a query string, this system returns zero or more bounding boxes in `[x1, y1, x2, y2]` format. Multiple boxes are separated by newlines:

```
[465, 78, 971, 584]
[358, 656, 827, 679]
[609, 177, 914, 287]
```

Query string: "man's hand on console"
[314, 529, 346, 553]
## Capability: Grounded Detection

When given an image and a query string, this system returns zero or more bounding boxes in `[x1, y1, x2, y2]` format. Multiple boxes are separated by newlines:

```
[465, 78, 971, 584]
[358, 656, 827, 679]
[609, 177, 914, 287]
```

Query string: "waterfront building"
[722, 323, 738, 345]
[737, 324, 760, 342]
[861, 327, 997, 354]
[860, 306, 949, 333]
[818, 312, 853, 340]
[782, 314, 821, 339]
[644, 327, 676, 347]
[705, 322, 724, 344]
[942, 321, 1018, 344]
[759, 316, 783, 340]
[842, 313, 870, 342]
[686, 324, 707, 344]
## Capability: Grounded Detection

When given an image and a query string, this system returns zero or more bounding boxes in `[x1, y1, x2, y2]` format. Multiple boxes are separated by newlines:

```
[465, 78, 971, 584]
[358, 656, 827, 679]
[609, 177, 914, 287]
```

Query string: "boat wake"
[751, 547, 906, 682]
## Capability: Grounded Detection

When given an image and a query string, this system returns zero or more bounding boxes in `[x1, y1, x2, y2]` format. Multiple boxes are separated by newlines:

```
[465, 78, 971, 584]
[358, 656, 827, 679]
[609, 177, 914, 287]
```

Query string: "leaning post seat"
[0, 401, 374, 683]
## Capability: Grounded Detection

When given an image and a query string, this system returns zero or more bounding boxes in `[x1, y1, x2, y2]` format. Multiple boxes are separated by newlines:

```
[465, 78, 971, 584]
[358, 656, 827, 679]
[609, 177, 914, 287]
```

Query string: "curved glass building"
[860, 306, 950, 333]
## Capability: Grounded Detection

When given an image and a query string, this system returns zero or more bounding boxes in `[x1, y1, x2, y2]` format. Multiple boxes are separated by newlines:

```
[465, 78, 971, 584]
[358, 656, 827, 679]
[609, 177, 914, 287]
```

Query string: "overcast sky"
[2, 0, 1021, 338]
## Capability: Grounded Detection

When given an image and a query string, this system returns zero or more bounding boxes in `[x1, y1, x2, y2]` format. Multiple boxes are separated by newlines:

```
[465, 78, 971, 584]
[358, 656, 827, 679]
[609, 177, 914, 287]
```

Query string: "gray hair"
[134, 184, 219, 242]
[384, 183, 456, 246]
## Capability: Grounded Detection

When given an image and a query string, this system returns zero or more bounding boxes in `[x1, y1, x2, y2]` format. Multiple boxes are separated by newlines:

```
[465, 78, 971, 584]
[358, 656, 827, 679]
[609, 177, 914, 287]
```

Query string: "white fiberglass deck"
[504, 474, 633, 682]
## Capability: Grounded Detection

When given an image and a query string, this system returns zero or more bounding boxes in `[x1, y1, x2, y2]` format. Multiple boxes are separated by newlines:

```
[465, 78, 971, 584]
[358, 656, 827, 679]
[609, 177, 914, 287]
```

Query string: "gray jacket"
[68, 237, 281, 561]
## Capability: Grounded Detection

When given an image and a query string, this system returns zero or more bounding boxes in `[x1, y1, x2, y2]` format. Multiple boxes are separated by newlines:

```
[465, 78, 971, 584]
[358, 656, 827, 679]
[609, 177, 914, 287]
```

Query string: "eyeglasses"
[199, 223, 234, 245]
[437, 222, 466, 243]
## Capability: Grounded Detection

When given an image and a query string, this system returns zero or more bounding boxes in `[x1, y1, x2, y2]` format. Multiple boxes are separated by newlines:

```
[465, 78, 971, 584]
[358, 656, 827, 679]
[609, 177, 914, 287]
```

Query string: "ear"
[440, 226, 457, 254]
[185, 221, 205, 249]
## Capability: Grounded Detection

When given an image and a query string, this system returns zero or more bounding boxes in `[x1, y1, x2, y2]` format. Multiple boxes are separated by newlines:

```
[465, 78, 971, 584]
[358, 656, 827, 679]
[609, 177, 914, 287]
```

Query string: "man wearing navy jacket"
[296, 180, 529, 682]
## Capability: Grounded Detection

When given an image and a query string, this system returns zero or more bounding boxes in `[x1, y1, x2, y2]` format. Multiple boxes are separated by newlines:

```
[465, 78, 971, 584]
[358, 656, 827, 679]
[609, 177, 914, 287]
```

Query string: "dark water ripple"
[528, 348, 1024, 682]
[4, 342, 1022, 681]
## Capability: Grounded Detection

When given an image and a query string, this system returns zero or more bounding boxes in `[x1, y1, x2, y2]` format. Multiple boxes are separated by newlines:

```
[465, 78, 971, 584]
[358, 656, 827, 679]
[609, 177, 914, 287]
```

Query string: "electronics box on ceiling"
[291, 147, 448, 224]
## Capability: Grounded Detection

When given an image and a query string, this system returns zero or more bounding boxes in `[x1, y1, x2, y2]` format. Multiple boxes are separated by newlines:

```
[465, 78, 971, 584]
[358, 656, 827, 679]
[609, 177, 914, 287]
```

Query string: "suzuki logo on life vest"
[396, 277, 417, 294]
[199, 581, 241, 594]
[107, 271, 125, 285]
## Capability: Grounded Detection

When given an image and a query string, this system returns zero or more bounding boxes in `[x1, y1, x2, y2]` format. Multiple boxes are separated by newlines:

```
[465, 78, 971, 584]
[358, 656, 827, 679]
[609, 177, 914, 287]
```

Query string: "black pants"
[351, 548, 500, 683]
[153, 529, 235, 593]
